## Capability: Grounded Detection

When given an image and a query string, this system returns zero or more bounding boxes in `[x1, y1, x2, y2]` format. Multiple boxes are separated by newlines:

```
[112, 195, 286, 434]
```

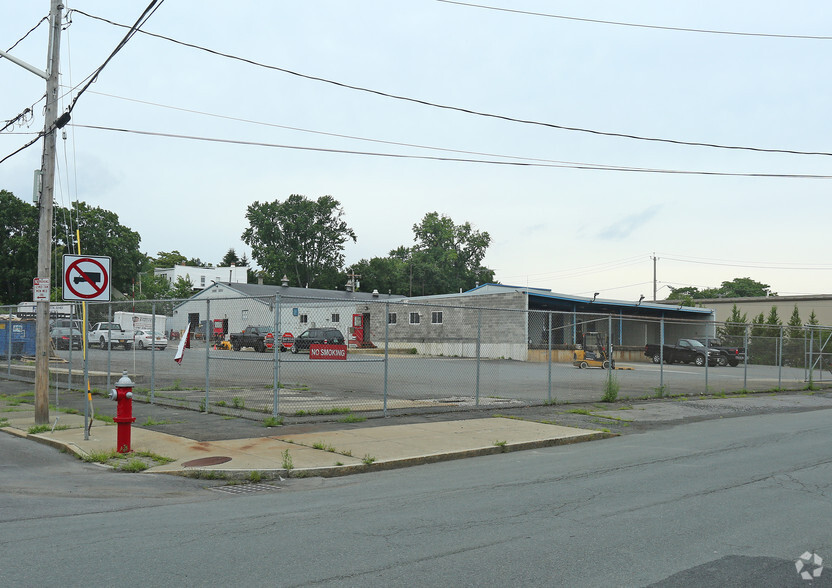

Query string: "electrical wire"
[67, 123, 832, 179]
[660, 255, 832, 270]
[436, 1, 832, 40]
[5, 15, 49, 52]
[68, 8, 832, 158]
[65, 1, 164, 116]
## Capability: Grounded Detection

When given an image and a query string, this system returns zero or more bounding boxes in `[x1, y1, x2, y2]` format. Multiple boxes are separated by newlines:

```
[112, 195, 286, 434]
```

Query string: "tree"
[152, 251, 188, 268]
[668, 277, 773, 301]
[719, 304, 747, 341]
[764, 305, 782, 338]
[220, 248, 240, 267]
[242, 194, 356, 289]
[0, 190, 39, 304]
[171, 275, 194, 299]
[787, 304, 803, 339]
[63, 202, 146, 294]
[134, 273, 172, 300]
[349, 256, 409, 295]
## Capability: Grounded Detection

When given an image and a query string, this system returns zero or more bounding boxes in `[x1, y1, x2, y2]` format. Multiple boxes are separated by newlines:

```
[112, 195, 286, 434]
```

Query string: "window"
[409, 312, 420, 325]
[431, 311, 443, 324]
[388, 312, 397, 325]
[300, 314, 308, 324]
[241, 309, 248, 321]
[200, 276, 206, 287]
[331, 313, 340, 323]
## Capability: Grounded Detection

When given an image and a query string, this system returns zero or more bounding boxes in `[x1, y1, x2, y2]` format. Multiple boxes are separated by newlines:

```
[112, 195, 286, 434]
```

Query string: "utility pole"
[34, 0, 65, 424]
[652, 253, 658, 302]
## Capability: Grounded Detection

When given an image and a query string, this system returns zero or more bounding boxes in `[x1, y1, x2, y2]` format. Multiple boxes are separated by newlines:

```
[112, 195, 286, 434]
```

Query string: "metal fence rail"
[3, 297, 831, 418]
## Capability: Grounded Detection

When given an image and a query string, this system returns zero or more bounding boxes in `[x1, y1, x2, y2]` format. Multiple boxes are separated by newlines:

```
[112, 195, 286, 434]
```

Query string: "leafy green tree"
[134, 273, 172, 300]
[63, 201, 146, 294]
[750, 312, 767, 338]
[349, 256, 409, 295]
[152, 251, 188, 267]
[0, 190, 39, 304]
[172, 275, 194, 299]
[808, 310, 819, 326]
[764, 305, 782, 338]
[242, 194, 356, 289]
[668, 277, 773, 301]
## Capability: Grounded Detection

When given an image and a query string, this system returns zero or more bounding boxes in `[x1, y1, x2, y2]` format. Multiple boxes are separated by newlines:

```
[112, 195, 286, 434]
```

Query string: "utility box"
[0, 320, 37, 359]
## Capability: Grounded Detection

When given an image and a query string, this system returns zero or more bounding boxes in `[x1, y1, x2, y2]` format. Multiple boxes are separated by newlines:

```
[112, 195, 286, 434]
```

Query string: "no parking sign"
[62, 255, 111, 301]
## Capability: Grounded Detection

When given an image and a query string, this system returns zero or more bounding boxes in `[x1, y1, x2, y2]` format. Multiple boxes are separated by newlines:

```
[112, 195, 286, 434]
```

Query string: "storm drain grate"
[209, 483, 282, 495]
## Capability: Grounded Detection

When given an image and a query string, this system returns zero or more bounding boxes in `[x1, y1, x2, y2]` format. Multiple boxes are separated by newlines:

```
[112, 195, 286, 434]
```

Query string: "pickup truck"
[88, 322, 133, 350]
[644, 338, 721, 367]
[229, 325, 276, 352]
[695, 339, 745, 367]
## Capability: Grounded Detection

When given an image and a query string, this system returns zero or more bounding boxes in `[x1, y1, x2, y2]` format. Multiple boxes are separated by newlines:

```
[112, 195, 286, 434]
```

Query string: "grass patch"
[0, 418, 10, 427]
[263, 416, 284, 427]
[493, 439, 508, 452]
[117, 459, 149, 473]
[28, 424, 70, 434]
[361, 454, 376, 465]
[232, 397, 245, 409]
[282, 448, 293, 471]
[142, 417, 172, 426]
[294, 407, 351, 417]
[249, 471, 262, 483]
[337, 414, 366, 423]
[93, 410, 114, 424]
[568, 408, 592, 416]
[312, 441, 337, 452]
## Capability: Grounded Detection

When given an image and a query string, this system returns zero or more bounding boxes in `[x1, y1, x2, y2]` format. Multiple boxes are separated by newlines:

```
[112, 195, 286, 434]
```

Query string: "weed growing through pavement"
[312, 441, 337, 452]
[263, 416, 283, 427]
[232, 397, 245, 409]
[118, 459, 149, 473]
[337, 414, 366, 423]
[282, 448, 293, 471]
[28, 424, 70, 434]
[0, 418, 9, 427]
[249, 471, 262, 483]
[142, 418, 172, 426]
[361, 454, 376, 465]
[602, 372, 620, 403]
[493, 440, 508, 452]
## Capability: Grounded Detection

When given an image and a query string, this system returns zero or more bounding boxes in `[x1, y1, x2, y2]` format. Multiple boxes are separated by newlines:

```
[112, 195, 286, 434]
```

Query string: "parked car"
[88, 322, 133, 350]
[50, 327, 83, 350]
[133, 329, 167, 351]
[290, 328, 346, 353]
[695, 338, 745, 367]
[644, 338, 721, 367]
[229, 325, 275, 352]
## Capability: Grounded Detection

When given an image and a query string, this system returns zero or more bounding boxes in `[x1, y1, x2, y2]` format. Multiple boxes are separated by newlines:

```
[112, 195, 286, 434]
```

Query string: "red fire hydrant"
[108, 371, 136, 453]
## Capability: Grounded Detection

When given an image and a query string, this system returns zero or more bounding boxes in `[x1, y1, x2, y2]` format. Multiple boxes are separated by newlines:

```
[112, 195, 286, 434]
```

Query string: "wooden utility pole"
[33, 0, 64, 424]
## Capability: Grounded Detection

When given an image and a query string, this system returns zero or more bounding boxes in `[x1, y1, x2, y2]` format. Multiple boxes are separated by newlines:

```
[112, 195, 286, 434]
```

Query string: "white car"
[133, 330, 168, 351]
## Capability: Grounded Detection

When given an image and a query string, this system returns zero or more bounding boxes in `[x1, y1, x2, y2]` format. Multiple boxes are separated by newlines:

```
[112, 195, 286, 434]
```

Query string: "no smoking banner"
[63, 255, 111, 301]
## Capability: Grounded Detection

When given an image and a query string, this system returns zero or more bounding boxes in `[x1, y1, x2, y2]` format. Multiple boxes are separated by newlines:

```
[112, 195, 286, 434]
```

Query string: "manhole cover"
[210, 483, 281, 495]
[182, 456, 232, 467]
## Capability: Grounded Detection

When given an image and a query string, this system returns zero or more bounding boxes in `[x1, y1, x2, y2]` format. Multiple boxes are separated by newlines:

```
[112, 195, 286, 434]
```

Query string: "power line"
[435, 1, 832, 40]
[67, 123, 832, 179]
[5, 15, 49, 52]
[660, 255, 832, 270]
[69, 9, 832, 158]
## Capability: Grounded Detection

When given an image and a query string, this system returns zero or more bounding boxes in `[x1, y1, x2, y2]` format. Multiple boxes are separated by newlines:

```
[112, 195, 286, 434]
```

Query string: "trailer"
[113, 311, 168, 334]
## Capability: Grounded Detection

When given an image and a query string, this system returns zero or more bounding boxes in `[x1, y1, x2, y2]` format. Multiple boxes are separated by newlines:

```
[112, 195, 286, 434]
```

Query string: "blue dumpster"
[0, 320, 37, 359]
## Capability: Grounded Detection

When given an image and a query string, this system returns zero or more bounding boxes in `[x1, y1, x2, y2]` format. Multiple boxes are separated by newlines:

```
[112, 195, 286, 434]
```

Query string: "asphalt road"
[1, 407, 830, 586]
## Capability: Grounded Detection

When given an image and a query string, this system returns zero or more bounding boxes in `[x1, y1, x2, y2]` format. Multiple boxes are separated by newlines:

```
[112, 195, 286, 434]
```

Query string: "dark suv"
[290, 328, 345, 353]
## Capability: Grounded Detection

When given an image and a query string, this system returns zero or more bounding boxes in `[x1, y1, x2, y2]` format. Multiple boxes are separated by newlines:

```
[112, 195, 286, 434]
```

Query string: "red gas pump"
[108, 371, 136, 453]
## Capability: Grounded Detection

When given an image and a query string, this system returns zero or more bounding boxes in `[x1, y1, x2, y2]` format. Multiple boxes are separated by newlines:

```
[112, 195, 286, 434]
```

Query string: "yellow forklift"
[572, 331, 614, 369]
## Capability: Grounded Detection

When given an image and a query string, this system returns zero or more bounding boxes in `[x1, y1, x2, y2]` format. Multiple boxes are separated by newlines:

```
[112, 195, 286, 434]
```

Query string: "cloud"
[596, 205, 663, 241]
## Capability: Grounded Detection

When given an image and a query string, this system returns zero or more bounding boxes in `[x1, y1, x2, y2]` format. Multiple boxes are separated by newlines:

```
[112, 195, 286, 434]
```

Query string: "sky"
[3, 0, 832, 302]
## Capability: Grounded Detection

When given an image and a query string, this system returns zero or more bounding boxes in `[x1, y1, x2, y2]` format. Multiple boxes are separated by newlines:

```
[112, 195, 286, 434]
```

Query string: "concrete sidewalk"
[0, 383, 611, 478]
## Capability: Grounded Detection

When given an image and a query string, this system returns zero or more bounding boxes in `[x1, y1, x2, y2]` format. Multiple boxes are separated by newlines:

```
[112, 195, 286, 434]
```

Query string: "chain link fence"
[3, 297, 832, 418]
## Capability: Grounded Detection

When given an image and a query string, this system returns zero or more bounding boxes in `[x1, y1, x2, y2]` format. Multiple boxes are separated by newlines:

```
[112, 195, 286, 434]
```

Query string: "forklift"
[572, 331, 614, 369]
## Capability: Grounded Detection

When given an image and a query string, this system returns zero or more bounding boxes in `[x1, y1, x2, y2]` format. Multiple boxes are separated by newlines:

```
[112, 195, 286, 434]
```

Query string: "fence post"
[743, 326, 749, 390]
[704, 333, 709, 395]
[607, 314, 613, 375]
[150, 302, 156, 404]
[5, 310, 10, 376]
[273, 294, 280, 417]
[106, 303, 112, 391]
[659, 316, 665, 391]
[204, 299, 210, 413]
[383, 301, 389, 417]
[547, 311, 552, 404]
[808, 326, 814, 385]
[777, 325, 783, 390]
[475, 308, 482, 406]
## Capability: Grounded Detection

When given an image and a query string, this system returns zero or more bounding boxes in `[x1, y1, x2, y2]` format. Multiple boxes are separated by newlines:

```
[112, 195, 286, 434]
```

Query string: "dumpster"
[0, 320, 36, 359]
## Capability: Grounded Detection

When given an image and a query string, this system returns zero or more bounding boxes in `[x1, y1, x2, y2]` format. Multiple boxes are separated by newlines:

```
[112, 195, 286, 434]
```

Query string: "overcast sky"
[3, 1, 832, 302]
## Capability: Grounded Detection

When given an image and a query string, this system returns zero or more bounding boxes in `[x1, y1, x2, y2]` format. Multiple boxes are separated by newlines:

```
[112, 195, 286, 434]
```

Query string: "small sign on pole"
[33, 277, 50, 302]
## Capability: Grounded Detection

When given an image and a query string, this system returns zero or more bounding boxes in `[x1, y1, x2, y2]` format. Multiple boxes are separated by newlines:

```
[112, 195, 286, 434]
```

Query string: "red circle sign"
[64, 257, 109, 300]
[281, 333, 294, 349]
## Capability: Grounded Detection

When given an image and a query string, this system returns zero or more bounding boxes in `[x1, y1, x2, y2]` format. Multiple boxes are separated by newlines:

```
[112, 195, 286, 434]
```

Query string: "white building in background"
[154, 264, 248, 291]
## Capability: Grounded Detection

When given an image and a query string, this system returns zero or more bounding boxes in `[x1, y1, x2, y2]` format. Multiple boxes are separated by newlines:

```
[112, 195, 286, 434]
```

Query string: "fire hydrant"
[108, 371, 136, 453]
